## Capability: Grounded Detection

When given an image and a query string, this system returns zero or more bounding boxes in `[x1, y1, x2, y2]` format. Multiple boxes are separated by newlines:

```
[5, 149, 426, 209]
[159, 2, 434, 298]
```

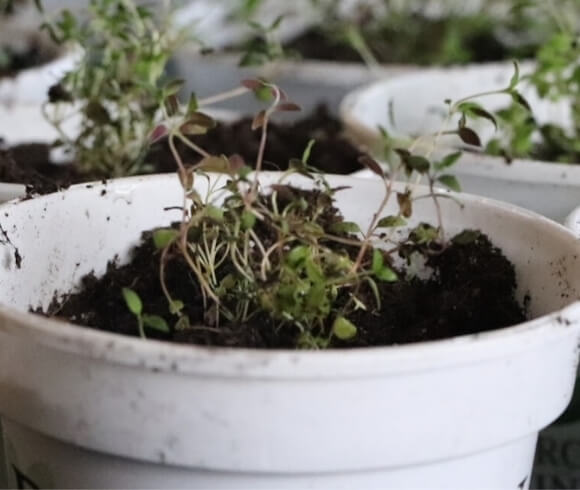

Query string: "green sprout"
[122, 287, 170, 339]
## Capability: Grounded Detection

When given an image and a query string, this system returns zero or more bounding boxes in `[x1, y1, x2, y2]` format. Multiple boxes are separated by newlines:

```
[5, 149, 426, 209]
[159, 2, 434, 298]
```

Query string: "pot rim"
[339, 60, 580, 172]
[0, 172, 579, 379]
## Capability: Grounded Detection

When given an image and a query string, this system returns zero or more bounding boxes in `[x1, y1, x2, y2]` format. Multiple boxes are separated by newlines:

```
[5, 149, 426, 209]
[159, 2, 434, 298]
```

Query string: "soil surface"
[285, 17, 538, 65]
[42, 215, 526, 349]
[0, 144, 87, 196]
[0, 105, 366, 194]
[0, 40, 55, 78]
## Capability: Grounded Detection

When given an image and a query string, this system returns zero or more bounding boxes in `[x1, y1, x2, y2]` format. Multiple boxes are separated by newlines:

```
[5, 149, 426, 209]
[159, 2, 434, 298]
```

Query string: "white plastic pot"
[0, 42, 79, 203]
[171, 51, 414, 119]
[528, 209, 580, 488]
[340, 61, 579, 222]
[170, 0, 413, 117]
[0, 47, 78, 107]
[174, 0, 316, 52]
[0, 173, 579, 488]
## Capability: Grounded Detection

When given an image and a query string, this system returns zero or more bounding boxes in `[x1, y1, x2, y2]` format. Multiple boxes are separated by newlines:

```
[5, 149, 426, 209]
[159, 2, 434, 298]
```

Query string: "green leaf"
[255, 85, 273, 102]
[238, 165, 253, 180]
[187, 92, 199, 114]
[241, 210, 256, 230]
[122, 288, 142, 316]
[372, 249, 384, 274]
[220, 274, 237, 290]
[434, 152, 462, 171]
[183, 112, 216, 130]
[377, 215, 407, 228]
[164, 94, 179, 117]
[206, 205, 224, 222]
[164, 79, 185, 96]
[407, 155, 431, 174]
[410, 224, 439, 245]
[301, 139, 316, 164]
[169, 300, 184, 315]
[509, 60, 520, 90]
[152, 228, 178, 250]
[452, 230, 482, 245]
[511, 91, 532, 112]
[269, 14, 284, 31]
[376, 266, 398, 282]
[437, 175, 461, 192]
[329, 222, 361, 234]
[459, 102, 498, 130]
[306, 282, 327, 311]
[287, 245, 309, 266]
[332, 316, 357, 340]
[143, 314, 170, 333]
[305, 259, 324, 283]
[365, 277, 381, 309]
[302, 222, 324, 237]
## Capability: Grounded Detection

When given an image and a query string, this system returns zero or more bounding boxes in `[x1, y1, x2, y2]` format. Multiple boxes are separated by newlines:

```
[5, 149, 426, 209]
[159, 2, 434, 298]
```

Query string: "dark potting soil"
[0, 144, 88, 196]
[42, 220, 526, 349]
[0, 41, 56, 78]
[285, 18, 538, 65]
[154, 105, 366, 175]
[0, 105, 366, 194]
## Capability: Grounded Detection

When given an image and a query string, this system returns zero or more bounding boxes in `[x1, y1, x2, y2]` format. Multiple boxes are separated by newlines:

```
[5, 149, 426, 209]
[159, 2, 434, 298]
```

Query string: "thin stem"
[198, 86, 250, 107]
[429, 178, 445, 240]
[451, 89, 510, 110]
[174, 132, 211, 159]
[350, 174, 395, 275]
[136, 315, 146, 339]
[159, 243, 176, 310]
[252, 117, 270, 195]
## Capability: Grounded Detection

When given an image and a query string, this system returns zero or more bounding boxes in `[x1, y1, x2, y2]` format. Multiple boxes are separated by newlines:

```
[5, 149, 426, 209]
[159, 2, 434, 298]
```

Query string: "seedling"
[302, 0, 546, 66]
[110, 63, 489, 349]
[485, 0, 580, 163]
[36, 0, 191, 177]
[122, 287, 170, 339]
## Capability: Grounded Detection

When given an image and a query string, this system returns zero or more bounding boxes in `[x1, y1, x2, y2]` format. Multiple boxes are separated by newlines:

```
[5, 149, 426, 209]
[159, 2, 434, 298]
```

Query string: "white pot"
[0, 44, 79, 203]
[340, 61, 580, 222]
[0, 47, 78, 107]
[174, 0, 316, 51]
[170, 0, 413, 118]
[171, 51, 414, 120]
[523, 210, 580, 489]
[0, 173, 579, 488]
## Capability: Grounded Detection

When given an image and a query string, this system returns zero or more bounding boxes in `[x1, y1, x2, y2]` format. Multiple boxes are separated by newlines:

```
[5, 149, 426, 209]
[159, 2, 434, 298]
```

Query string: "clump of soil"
[285, 15, 538, 65]
[0, 105, 366, 194]
[42, 213, 526, 349]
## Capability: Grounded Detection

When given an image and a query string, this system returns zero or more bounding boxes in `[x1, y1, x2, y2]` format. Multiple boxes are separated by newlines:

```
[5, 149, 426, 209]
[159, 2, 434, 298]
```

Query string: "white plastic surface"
[0, 173, 579, 488]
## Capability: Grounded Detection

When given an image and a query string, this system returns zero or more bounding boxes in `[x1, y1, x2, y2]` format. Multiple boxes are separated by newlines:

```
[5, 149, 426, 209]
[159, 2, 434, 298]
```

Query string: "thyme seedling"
[125, 75, 472, 349]
[39, 0, 192, 177]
